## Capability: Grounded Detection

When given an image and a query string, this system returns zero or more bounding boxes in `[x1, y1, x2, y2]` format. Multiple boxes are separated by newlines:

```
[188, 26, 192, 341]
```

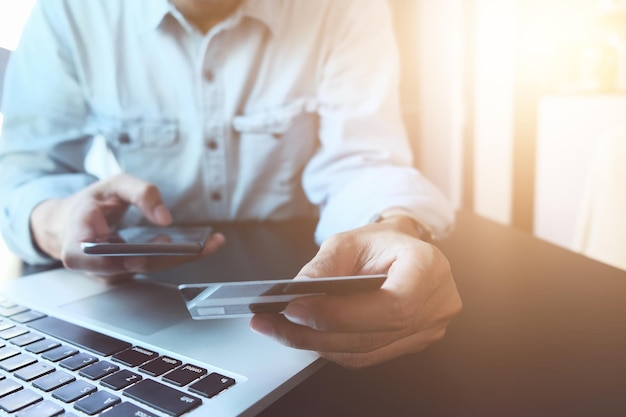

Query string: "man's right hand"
[30, 173, 224, 280]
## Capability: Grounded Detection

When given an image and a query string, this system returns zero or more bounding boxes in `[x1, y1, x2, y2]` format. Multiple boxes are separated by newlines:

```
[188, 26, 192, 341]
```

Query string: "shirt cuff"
[370, 207, 435, 242]
[1, 174, 96, 265]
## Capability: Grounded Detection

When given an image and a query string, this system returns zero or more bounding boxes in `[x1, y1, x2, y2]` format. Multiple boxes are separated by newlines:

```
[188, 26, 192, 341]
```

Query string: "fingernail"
[154, 204, 172, 224]
[283, 302, 310, 326]
[250, 316, 274, 336]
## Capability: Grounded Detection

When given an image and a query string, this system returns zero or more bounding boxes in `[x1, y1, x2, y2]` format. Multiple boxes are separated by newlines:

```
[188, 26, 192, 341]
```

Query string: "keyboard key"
[100, 370, 142, 391]
[0, 388, 42, 412]
[25, 339, 60, 354]
[79, 361, 119, 380]
[0, 378, 23, 397]
[74, 391, 121, 415]
[0, 326, 29, 340]
[138, 356, 182, 376]
[0, 321, 15, 331]
[162, 364, 207, 386]
[189, 373, 236, 398]
[124, 379, 202, 417]
[0, 346, 20, 361]
[11, 311, 46, 324]
[14, 362, 55, 382]
[100, 402, 159, 417]
[0, 353, 37, 372]
[29, 317, 131, 356]
[0, 305, 29, 317]
[112, 346, 157, 367]
[51, 380, 96, 403]
[11, 332, 44, 347]
[32, 371, 75, 392]
[59, 352, 98, 371]
[42, 346, 78, 362]
[16, 399, 64, 417]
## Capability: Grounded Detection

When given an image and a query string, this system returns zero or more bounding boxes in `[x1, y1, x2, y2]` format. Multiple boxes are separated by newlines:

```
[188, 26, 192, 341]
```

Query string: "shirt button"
[118, 132, 131, 144]
[211, 191, 222, 202]
[203, 69, 214, 82]
[207, 140, 218, 150]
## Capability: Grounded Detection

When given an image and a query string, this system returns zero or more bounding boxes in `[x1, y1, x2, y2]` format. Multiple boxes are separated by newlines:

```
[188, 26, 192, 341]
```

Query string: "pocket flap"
[232, 98, 317, 136]
[97, 116, 179, 149]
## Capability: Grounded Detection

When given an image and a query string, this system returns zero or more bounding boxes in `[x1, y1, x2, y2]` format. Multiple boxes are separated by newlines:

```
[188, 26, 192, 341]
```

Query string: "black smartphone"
[81, 226, 213, 256]
[178, 274, 388, 318]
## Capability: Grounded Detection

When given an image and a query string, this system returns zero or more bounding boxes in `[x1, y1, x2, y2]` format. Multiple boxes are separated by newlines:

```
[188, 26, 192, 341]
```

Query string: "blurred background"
[393, 0, 626, 272]
[1, 0, 625, 273]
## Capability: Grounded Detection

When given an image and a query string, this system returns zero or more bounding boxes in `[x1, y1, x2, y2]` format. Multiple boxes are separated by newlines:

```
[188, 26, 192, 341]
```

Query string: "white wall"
[416, 0, 465, 210]
[473, 0, 515, 225]
[415, 0, 515, 224]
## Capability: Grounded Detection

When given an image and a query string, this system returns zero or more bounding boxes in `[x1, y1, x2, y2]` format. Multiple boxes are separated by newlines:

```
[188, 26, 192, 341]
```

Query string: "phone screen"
[81, 226, 213, 256]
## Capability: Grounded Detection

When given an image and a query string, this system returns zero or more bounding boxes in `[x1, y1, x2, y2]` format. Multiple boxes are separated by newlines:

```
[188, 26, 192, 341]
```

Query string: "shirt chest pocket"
[97, 117, 181, 174]
[101, 118, 180, 150]
[232, 101, 319, 192]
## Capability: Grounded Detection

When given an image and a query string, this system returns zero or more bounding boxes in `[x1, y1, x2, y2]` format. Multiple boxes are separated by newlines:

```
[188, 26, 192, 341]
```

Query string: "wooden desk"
[260, 211, 626, 416]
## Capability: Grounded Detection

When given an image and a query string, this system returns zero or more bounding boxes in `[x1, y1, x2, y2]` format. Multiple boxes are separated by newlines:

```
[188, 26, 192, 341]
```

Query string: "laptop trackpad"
[61, 282, 189, 336]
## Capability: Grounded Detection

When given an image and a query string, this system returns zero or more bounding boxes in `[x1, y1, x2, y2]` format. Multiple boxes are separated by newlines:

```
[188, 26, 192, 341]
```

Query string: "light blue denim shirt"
[0, 0, 454, 265]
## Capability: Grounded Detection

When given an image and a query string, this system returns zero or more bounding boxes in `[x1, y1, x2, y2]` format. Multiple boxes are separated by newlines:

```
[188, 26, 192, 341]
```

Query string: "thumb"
[296, 236, 357, 279]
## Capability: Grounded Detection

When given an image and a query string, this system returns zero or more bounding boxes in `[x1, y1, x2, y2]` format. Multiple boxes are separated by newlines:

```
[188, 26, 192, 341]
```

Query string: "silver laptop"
[0, 220, 324, 417]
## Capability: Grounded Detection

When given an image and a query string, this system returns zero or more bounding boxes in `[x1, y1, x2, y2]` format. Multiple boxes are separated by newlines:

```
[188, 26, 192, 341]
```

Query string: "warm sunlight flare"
[518, 0, 625, 92]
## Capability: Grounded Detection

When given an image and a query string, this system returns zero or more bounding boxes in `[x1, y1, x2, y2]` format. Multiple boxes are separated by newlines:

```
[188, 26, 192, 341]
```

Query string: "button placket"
[199, 33, 228, 218]
[204, 124, 228, 213]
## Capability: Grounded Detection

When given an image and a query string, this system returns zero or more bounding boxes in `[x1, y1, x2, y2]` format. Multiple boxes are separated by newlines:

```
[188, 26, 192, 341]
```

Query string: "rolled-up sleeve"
[0, 0, 97, 265]
[304, 0, 455, 243]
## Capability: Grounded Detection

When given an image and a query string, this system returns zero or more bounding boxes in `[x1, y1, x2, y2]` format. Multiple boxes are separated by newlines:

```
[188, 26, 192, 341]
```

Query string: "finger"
[250, 312, 450, 355]
[61, 200, 137, 274]
[296, 234, 362, 278]
[319, 325, 448, 369]
[95, 174, 172, 225]
[296, 228, 408, 279]
[283, 247, 440, 333]
[64, 243, 143, 275]
[251, 313, 401, 353]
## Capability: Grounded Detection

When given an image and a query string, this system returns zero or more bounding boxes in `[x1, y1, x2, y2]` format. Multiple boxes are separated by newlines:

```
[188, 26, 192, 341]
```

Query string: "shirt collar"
[138, 0, 172, 33]
[137, 0, 280, 36]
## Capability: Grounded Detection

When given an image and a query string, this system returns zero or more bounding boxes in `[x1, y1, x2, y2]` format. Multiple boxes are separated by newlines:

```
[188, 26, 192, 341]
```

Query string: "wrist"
[30, 198, 65, 259]
[371, 209, 433, 242]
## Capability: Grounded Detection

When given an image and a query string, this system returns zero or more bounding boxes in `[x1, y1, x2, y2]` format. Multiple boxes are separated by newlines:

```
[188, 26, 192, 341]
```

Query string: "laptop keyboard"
[0, 298, 237, 416]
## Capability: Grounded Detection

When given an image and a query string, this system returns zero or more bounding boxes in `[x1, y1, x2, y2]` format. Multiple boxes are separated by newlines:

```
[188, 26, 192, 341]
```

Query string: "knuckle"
[320, 231, 356, 252]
